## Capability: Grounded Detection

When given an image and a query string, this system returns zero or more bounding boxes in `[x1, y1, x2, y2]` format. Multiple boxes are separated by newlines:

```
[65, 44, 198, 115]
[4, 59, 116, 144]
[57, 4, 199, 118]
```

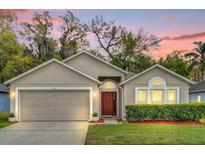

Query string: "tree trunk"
[201, 67, 204, 81]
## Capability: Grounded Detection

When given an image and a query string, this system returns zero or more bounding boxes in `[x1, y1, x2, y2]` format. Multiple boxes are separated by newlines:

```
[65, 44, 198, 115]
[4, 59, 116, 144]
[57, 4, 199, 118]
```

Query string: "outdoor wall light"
[10, 92, 15, 97]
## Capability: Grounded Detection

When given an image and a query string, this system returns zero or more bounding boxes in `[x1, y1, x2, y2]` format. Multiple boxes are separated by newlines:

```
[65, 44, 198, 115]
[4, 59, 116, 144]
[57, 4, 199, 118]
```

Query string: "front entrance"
[101, 92, 117, 116]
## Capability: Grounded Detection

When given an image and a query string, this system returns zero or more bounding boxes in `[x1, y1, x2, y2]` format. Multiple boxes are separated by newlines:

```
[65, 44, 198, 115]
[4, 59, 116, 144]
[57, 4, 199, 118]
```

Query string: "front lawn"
[85, 124, 205, 145]
[0, 122, 11, 128]
[0, 112, 12, 128]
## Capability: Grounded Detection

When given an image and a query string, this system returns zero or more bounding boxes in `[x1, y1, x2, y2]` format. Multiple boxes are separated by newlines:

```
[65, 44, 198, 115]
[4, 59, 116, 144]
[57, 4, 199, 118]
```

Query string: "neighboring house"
[189, 80, 205, 102]
[0, 84, 10, 112]
[4, 51, 194, 122]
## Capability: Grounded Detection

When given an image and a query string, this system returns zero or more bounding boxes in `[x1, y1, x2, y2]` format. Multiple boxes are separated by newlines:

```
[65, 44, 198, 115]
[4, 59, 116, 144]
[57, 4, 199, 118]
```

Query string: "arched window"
[101, 80, 116, 89]
[136, 76, 178, 105]
[149, 77, 166, 88]
[148, 77, 166, 104]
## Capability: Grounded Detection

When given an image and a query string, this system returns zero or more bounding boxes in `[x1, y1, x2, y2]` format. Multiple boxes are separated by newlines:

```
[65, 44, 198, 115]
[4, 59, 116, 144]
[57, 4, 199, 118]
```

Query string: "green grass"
[200, 118, 205, 123]
[0, 112, 12, 128]
[85, 124, 205, 145]
[0, 122, 11, 128]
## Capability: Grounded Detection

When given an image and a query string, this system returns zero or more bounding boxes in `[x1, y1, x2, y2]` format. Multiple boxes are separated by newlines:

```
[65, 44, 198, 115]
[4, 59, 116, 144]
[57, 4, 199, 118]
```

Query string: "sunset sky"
[1, 9, 205, 59]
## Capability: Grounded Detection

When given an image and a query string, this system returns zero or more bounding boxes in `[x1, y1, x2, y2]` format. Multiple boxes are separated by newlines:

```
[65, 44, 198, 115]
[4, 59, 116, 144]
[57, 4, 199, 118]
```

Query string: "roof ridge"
[119, 64, 195, 85]
[4, 58, 102, 85]
[62, 51, 128, 74]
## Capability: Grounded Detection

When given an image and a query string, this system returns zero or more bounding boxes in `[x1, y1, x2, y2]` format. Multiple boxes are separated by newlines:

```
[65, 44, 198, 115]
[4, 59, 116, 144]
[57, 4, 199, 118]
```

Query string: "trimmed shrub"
[125, 103, 205, 122]
[9, 113, 15, 118]
[92, 112, 98, 117]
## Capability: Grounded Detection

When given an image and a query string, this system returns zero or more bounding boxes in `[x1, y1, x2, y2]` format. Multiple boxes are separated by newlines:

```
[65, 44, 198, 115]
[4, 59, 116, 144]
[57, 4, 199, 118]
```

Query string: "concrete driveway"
[0, 122, 88, 145]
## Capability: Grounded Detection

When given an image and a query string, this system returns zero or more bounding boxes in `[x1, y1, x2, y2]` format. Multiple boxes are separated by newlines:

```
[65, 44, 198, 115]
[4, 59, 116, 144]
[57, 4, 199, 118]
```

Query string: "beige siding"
[123, 67, 190, 106]
[9, 61, 100, 118]
[11, 61, 97, 86]
[65, 53, 126, 81]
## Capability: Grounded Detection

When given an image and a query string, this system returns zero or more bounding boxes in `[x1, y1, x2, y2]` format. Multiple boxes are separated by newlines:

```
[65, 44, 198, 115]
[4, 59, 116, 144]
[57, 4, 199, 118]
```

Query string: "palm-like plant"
[185, 41, 205, 81]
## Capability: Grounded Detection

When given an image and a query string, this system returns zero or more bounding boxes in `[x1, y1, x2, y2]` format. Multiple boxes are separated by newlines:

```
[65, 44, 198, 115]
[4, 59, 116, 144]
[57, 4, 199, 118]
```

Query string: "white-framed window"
[151, 89, 164, 104]
[135, 76, 179, 104]
[137, 89, 147, 104]
[167, 89, 177, 104]
[196, 95, 201, 102]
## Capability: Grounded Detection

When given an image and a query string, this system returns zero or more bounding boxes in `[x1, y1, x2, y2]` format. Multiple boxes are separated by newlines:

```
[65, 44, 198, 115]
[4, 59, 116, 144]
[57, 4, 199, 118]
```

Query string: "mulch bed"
[116, 118, 124, 123]
[128, 120, 203, 125]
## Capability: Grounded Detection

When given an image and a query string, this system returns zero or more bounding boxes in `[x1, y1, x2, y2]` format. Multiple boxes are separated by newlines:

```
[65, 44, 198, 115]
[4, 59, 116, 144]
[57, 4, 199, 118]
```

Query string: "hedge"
[125, 103, 205, 122]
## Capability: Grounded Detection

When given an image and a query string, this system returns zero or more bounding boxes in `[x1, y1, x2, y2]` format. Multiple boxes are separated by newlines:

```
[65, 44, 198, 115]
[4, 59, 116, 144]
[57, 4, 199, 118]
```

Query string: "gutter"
[189, 89, 205, 94]
[119, 85, 125, 120]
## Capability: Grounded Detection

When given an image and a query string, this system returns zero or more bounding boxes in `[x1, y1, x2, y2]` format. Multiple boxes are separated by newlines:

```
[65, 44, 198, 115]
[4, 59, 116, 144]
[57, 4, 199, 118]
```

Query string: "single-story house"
[0, 84, 10, 112]
[4, 51, 195, 122]
[189, 80, 205, 102]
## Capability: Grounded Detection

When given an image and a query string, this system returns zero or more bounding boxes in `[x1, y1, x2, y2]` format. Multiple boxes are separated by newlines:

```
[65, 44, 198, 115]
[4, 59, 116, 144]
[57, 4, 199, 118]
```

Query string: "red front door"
[101, 92, 117, 116]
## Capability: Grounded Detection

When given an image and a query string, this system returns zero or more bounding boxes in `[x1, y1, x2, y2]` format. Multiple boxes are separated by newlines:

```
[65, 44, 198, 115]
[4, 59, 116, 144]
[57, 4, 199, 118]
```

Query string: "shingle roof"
[62, 51, 128, 74]
[0, 84, 10, 93]
[189, 80, 205, 93]
[4, 59, 102, 85]
[125, 72, 136, 79]
[119, 64, 195, 85]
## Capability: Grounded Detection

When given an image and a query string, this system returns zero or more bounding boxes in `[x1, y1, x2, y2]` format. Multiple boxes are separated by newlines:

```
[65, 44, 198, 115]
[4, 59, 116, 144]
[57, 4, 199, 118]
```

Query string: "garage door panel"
[21, 107, 89, 114]
[21, 113, 89, 121]
[20, 90, 89, 121]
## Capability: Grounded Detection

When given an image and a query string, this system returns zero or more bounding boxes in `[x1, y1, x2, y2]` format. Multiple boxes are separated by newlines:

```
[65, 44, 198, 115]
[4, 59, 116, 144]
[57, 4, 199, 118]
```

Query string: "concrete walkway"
[104, 118, 118, 124]
[0, 122, 88, 145]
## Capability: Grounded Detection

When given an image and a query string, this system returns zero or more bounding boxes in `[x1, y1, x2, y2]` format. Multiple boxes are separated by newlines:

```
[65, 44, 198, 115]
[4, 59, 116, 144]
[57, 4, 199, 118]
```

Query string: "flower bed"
[128, 120, 202, 125]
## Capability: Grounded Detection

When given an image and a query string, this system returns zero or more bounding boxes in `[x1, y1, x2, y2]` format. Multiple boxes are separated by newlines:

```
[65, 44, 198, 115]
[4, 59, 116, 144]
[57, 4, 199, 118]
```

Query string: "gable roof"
[189, 80, 205, 93]
[0, 84, 10, 93]
[4, 59, 102, 85]
[119, 64, 195, 85]
[62, 51, 128, 74]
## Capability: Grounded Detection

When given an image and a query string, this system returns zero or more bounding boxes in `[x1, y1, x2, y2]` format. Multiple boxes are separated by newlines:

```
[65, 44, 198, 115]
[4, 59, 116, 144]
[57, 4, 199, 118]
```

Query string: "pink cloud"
[50, 17, 63, 25]
[18, 17, 63, 26]
[0, 9, 29, 16]
[154, 24, 205, 38]
[165, 15, 176, 21]
[151, 34, 205, 59]
[162, 32, 205, 41]
[18, 19, 33, 24]
[149, 30, 205, 59]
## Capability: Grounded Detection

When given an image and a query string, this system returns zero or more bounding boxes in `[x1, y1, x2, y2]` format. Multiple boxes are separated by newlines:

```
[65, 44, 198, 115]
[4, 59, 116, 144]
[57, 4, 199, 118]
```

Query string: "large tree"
[120, 29, 161, 54]
[90, 16, 125, 59]
[90, 16, 161, 61]
[185, 41, 205, 81]
[111, 31, 158, 72]
[112, 52, 156, 73]
[159, 51, 189, 78]
[2, 55, 38, 82]
[0, 13, 28, 82]
[90, 16, 160, 72]
[21, 11, 57, 62]
[59, 11, 88, 59]
[87, 49, 106, 60]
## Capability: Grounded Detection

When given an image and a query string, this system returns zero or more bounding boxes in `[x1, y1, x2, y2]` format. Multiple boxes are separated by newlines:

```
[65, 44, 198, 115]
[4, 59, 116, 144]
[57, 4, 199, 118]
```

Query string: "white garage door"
[19, 90, 90, 122]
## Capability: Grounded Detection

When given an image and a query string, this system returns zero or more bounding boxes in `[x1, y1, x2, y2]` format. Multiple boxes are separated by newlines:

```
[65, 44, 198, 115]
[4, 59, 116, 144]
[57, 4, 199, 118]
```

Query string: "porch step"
[104, 118, 118, 124]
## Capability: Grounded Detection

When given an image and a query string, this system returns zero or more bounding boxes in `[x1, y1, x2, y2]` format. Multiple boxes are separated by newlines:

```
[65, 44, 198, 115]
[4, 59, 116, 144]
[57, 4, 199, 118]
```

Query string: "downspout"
[98, 83, 103, 120]
[119, 85, 125, 120]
